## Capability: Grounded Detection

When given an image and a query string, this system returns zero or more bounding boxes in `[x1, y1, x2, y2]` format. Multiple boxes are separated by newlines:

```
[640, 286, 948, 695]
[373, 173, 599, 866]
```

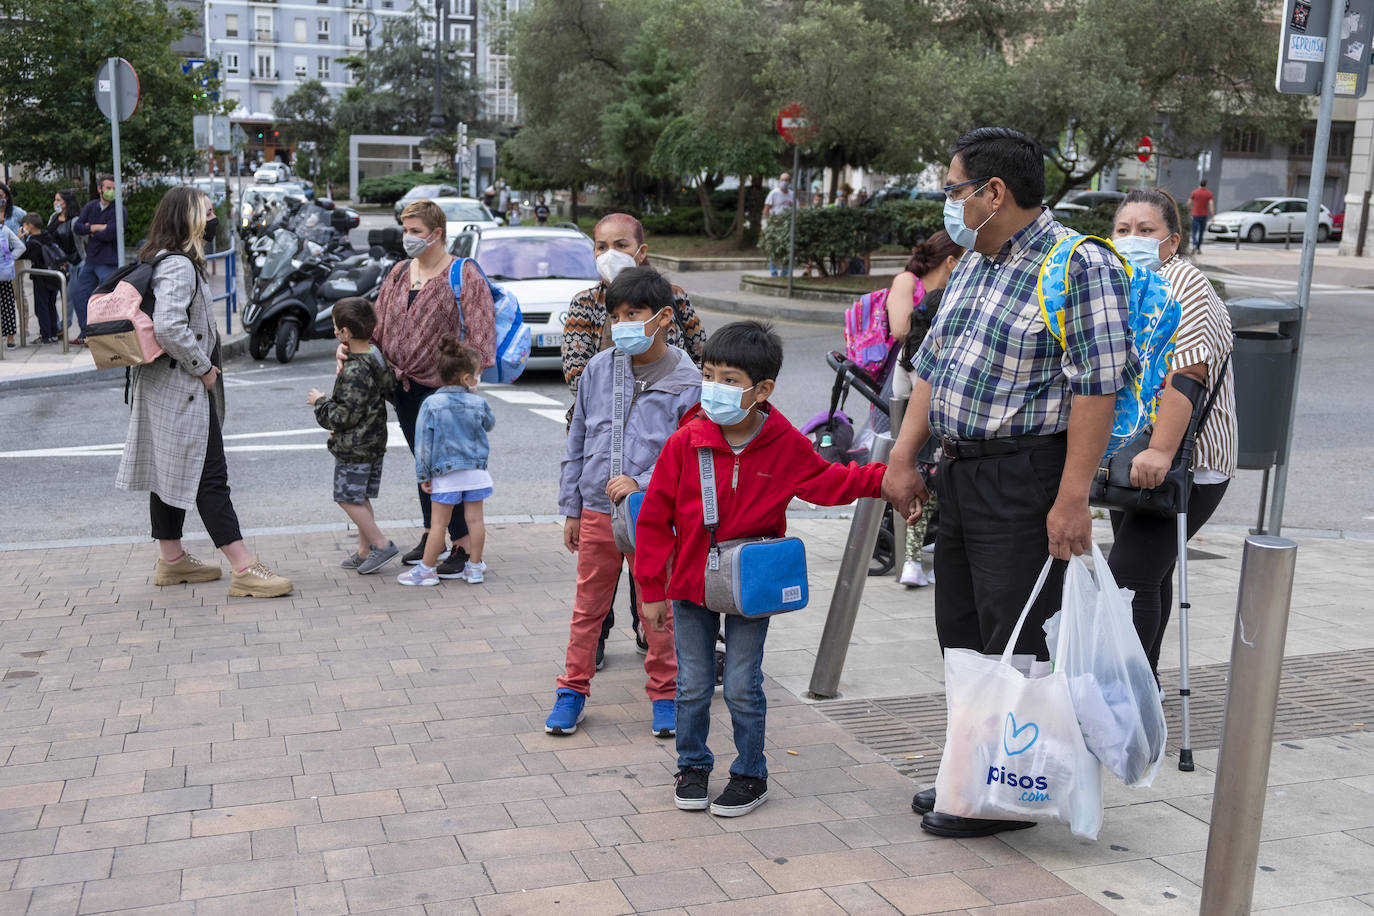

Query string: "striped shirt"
[914, 210, 1138, 440]
[1158, 255, 1237, 479]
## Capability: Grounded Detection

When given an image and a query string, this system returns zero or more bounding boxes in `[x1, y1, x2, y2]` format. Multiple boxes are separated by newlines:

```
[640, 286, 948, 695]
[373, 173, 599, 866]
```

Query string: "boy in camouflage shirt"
[307, 297, 399, 574]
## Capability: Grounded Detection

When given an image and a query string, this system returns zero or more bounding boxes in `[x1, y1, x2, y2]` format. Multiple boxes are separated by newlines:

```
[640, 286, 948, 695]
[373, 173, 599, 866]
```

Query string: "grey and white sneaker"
[340, 550, 368, 570]
[357, 540, 399, 575]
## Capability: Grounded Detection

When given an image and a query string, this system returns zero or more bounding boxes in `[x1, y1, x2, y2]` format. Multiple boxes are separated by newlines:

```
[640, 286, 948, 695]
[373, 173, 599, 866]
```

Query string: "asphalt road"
[2, 216, 1371, 546]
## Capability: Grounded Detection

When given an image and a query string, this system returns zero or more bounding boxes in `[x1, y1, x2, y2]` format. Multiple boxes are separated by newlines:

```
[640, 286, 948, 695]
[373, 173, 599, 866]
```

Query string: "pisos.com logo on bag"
[985, 712, 1051, 802]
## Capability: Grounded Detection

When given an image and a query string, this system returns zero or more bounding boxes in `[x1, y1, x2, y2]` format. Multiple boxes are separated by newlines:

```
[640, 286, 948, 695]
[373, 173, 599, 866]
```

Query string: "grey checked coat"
[115, 253, 226, 510]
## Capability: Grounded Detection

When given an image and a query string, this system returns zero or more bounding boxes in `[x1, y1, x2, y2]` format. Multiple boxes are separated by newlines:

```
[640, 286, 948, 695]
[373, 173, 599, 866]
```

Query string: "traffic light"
[256, 130, 264, 140]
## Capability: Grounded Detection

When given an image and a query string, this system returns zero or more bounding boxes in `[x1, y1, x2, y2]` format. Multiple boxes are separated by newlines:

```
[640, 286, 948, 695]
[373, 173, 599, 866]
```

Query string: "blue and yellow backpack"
[1036, 235, 1181, 459]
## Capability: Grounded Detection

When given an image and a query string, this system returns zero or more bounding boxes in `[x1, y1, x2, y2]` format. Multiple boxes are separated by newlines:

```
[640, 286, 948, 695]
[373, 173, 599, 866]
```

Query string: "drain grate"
[817, 647, 1374, 780]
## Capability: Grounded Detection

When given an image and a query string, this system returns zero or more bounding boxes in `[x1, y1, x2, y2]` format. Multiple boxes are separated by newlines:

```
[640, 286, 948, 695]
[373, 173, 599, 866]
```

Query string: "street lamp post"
[363, 11, 378, 92]
[428, 0, 444, 138]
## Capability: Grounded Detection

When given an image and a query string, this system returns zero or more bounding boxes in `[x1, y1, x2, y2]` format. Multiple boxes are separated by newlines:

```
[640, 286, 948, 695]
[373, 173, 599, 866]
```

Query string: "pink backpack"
[843, 276, 924, 378]
[85, 253, 187, 370]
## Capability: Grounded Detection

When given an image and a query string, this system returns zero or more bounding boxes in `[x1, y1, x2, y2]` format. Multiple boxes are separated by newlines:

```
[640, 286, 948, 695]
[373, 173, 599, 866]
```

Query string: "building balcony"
[252, 29, 275, 42]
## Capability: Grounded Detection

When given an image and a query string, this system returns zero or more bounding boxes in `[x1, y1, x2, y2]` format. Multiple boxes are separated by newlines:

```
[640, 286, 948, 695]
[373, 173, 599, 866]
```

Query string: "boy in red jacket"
[635, 321, 887, 817]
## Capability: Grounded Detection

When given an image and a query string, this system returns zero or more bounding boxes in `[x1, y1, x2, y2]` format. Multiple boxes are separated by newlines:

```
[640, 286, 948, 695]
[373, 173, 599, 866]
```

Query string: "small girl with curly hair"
[397, 336, 494, 586]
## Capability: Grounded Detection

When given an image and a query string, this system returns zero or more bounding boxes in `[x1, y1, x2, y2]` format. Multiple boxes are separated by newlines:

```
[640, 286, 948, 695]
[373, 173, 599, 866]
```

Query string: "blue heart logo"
[1003, 713, 1038, 756]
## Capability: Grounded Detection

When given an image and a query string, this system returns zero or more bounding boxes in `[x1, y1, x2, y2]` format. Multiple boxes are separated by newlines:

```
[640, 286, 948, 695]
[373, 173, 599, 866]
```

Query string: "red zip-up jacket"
[633, 404, 886, 606]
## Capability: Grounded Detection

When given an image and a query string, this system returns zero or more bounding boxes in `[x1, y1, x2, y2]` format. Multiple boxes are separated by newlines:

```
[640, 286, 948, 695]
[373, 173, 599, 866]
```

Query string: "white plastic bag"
[1044, 544, 1167, 787]
[934, 559, 1104, 839]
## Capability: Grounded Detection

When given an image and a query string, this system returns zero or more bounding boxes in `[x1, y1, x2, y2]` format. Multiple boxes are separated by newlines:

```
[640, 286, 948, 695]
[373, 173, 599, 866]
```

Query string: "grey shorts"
[333, 459, 383, 505]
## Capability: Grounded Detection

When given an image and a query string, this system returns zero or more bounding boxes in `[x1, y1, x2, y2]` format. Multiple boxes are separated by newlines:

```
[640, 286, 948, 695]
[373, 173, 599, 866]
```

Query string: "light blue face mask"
[610, 309, 664, 355]
[700, 380, 755, 426]
[1112, 235, 1163, 271]
[943, 182, 993, 250]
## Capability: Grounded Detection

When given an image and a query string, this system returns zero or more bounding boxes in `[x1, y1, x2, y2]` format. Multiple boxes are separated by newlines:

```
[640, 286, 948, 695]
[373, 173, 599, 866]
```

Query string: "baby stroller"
[800, 350, 898, 575]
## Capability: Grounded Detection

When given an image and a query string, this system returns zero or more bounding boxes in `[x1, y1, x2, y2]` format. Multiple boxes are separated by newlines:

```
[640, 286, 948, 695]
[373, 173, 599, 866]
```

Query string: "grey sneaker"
[357, 540, 399, 575]
[340, 550, 368, 569]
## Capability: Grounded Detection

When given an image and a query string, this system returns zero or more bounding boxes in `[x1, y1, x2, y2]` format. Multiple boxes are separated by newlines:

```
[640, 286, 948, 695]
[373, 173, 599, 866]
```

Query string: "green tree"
[0, 0, 227, 181]
[273, 80, 335, 185]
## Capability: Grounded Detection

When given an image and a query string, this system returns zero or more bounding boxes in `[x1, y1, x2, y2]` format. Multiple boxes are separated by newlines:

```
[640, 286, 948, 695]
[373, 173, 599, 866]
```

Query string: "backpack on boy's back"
[1036, 235, 1181, 459]
[449, 256, 531, 384]
[84, 253, 188, 371]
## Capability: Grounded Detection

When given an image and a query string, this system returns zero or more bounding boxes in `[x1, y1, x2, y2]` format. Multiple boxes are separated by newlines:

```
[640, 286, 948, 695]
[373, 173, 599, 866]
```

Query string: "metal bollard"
[808, 433, 893, 699]
[1198, 535, 1298, 915]
[1285, 218, 1292, 250]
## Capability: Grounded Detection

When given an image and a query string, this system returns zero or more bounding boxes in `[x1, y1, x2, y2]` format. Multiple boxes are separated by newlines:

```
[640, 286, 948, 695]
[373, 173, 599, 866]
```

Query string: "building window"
[1223, 126, 1266, 156]
[317, 17, 330, 40]
[449, 23, 469, 45]
[225, 14, 238, 37]
[257, 90, 273, 114]
[294, 55, 307, 78]
[449, 0, 472, 15]
[256, 52, 273, 79]
[294, 18, 306, 42]
[223, 52, 239, 75]
[317, 55, 331, 79]
[255, 13, 272, 41]
[422, 20, 435, 43]
[351, 16, 367, 38]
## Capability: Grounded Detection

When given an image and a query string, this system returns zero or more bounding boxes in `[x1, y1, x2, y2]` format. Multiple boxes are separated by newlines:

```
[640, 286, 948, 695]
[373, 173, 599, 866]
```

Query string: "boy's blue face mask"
[700, 380, 755, 425]
[611, 310, 663, 355]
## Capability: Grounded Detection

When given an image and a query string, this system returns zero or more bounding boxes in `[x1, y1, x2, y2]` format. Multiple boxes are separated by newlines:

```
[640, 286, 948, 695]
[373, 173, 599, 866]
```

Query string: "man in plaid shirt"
[882, 127, 1138, 839]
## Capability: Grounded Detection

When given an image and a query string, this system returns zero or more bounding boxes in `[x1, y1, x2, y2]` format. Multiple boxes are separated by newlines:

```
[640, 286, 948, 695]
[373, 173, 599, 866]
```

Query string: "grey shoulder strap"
[697, 447, 718, 527]
[611, 352, 627, 479]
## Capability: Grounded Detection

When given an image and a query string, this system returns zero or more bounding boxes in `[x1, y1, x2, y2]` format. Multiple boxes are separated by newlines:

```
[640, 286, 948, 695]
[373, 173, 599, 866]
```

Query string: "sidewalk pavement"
[1193, 244, 1374, 288]
[1, 517, 1371, 914]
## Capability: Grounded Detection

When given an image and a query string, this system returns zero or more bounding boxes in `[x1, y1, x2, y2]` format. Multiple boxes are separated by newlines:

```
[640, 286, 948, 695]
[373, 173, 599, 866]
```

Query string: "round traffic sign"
[776, 103, 816, 145]
[95, 58, 140, 123]
[1136, 135, 1153, 163]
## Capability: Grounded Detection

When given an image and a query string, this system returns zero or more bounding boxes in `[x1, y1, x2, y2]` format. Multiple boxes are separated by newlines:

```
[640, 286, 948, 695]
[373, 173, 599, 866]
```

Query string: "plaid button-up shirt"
[914, 209, 1138, 440]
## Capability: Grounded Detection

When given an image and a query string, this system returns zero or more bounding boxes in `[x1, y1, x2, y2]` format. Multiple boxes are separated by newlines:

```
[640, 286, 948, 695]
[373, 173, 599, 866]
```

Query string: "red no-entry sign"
[776, 103, 816, 145]
[1137, 136, 1153, 163]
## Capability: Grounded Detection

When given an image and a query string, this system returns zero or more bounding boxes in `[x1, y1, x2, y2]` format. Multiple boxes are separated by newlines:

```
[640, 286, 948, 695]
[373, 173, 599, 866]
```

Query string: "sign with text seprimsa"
[1277, 0, 1374, 97]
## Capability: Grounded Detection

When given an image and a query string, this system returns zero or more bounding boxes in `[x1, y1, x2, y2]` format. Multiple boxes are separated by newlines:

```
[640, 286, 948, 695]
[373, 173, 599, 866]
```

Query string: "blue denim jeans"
[673, 600, 770, 779]
[70, 261, 115, 336]
[1191, 215, 1207, 251]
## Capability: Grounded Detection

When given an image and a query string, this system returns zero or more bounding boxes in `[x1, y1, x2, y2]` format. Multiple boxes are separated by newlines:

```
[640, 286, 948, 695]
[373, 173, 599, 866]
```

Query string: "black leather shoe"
[920, 811, 1035, 838]
[911, 787, 936, 815]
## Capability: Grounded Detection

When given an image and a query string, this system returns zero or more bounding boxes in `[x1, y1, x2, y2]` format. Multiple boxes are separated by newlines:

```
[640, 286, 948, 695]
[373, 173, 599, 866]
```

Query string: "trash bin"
[1225, 298, 1301, 470]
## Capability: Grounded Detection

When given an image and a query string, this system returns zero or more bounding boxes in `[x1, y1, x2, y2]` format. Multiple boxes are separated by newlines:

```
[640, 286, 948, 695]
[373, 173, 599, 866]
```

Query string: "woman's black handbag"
[1089, 354, 1230, 518]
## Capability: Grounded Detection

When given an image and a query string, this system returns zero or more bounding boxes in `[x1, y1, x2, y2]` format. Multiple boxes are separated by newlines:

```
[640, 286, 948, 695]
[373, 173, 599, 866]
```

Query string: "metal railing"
[206, 248, 238, 335]
[4, 268, 71, 361]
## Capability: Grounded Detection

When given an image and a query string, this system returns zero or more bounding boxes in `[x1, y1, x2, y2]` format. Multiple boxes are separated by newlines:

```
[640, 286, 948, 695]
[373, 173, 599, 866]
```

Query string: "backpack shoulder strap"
[1036, 233, 1133, 349]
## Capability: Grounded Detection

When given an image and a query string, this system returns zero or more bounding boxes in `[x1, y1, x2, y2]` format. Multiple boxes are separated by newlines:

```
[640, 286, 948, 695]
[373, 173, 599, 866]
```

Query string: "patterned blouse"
[374, 259, 495, 391]
[560, 281, 706, 397]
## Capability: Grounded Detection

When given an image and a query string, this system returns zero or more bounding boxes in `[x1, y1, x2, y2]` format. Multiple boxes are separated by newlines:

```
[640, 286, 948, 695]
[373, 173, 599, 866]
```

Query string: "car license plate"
[536, 333, 563, 348]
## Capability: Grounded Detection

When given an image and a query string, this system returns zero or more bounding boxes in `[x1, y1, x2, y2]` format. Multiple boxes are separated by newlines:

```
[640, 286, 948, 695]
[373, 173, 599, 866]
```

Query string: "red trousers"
[557, 510, 676, 700]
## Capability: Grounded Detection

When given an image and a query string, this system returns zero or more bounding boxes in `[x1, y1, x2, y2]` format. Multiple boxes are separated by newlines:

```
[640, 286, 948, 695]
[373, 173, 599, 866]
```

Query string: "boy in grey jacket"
[547, 267, 702, 738]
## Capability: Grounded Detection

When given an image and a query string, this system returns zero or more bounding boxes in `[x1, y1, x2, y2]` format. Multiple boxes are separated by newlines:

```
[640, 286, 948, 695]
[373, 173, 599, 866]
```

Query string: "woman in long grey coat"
[115, 186, 291, 598]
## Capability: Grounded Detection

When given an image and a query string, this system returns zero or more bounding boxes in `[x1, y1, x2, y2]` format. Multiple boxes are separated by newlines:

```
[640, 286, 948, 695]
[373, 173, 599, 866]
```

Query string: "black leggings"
[1107, 481, 1230, 674]
[394, 381, 468, 542]
[150, 403, 243, 547]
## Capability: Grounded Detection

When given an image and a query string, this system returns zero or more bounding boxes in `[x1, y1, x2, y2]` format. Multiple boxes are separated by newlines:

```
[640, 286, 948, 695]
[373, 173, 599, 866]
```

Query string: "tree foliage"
[0, 0, 228, 179]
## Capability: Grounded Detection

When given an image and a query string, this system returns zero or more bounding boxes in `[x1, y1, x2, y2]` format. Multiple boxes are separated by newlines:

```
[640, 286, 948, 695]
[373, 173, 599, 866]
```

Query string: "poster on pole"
[1277, 0, 1374, 96]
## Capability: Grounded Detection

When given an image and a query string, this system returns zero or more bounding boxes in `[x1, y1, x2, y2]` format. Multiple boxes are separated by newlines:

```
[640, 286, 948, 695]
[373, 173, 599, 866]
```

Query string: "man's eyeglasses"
[942, 176, 990, 202]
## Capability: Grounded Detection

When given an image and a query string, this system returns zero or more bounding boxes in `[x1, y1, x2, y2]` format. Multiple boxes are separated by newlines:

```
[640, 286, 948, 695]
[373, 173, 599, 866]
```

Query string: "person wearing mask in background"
[369, 199, 496, 578]
[534, 196, 551, 226]
[71, 176, 128, 346]
[48, 190, 84, 334]
[761, 173, 795, 277]
[0, 182, 27, 233]
[15, 213, 62, 344]
[1188, 179, 1214, 253]
[0, 215, 25, 349]
[886, 230, 967, 587]
[1108, 188, 1237, 687]
[561, 212, 706, 663]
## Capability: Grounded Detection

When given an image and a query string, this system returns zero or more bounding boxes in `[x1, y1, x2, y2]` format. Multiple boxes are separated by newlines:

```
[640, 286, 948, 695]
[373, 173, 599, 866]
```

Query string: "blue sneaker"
[651, 699, 675, 738]
[544, 689, 586, 735]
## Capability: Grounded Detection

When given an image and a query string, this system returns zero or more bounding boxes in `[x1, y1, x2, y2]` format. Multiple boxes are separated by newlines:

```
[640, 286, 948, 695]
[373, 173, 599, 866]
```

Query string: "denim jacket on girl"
[414, 386, 495, 482]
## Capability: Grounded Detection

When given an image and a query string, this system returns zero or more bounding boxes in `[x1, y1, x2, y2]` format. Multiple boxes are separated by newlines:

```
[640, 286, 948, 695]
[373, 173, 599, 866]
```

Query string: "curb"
[739, 276, 856, 303]
[693, 293, 843, 326]
[0, 333, 250, 393]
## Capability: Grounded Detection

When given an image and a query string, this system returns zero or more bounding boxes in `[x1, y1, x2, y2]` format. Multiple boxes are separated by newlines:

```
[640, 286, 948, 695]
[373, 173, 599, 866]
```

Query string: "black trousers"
[394, 381, 469, 542]
[32, 283, 59, 341]
[933, 437, 1068, 660]
[150, 403, 243, 547]
[1108, 480, 1230, 674]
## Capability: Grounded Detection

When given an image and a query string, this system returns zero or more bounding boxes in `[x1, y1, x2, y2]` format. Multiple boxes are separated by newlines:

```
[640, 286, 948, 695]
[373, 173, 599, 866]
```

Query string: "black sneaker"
[435, 546, 470, 579]
[674, 767, 710, 811]
[710, 774, 768, 817]
[402, 534, 430, 565]
[595, 636, 606, 671]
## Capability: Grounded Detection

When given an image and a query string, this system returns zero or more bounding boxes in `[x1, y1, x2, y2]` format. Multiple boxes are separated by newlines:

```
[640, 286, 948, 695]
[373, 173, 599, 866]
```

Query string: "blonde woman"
[116, 186, 292, 598]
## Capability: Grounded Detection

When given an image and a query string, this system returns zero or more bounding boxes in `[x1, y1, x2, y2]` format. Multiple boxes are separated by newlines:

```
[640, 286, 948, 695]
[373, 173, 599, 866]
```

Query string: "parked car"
[1332, 211, 1345, 241]
[447, 225, 598, 372]
[1063, 189, 1126, 210]
[865, 186, 943, 207]
[254, 162, 292, 183]
[1208, 197, 1333, 243]
[191, 177, 227, 206]
[433, 196, 502, 236]
[393, 183, 461, 222]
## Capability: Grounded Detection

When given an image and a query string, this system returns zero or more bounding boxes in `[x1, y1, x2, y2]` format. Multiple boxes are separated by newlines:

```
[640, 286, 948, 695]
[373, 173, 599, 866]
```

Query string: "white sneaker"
[900, 560, 931, 588]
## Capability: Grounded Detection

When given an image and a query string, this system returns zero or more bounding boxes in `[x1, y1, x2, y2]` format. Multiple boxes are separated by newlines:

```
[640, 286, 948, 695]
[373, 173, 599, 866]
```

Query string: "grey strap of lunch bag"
[697, 447, 722, 569]
[611, 352, 627, 480]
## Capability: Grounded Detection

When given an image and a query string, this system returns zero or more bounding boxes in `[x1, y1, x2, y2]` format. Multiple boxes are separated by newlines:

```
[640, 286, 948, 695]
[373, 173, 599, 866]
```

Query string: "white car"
[254, 162, 292, 184]
[1208, 197, 1333, 243]
[433, 197, 503, 237]
[448, 226, 598, 373]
